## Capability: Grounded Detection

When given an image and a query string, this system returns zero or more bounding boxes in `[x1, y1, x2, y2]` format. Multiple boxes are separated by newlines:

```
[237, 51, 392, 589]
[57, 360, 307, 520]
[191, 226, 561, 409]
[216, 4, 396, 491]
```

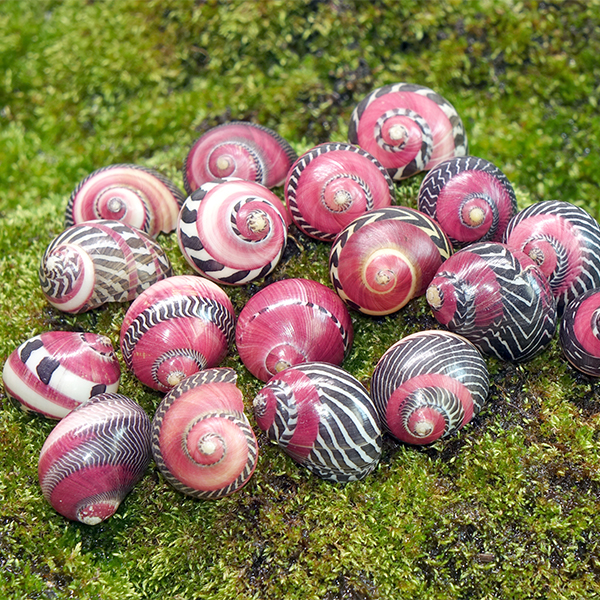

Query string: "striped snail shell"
[39, 219, 173, 313]
[559, 289, 600, 377]
[120, 275, 236, 392]
[370, 330, 489, 445]
[177, 178, 290, 286]
[2, 331, 120, 419]
[253, 362, 382, 482]
[284, 142, 395, 242]
[417, 156, 517, 248]
[236, 278, 354, 382]
[183, 121, 297, 194]
[504, 200, 600, 315]
[426, 242, 557, 362]
[152, 368, 258, 499]
[348, 82, 468, 180]
[38, 392, 151, 524]
[65, 164, 186, 237]
[329, 206, 453, 315]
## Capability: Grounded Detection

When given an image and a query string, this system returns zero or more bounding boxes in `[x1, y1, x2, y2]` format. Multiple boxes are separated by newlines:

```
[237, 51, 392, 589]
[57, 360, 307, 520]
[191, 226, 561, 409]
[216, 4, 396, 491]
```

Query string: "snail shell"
[65, 164, 186, 237]
[426, 242, 557, 362]
[2, 331, 120, 419]
[253, 362, 382, 482]
[39, 219, 173, 313]
[329, 206, 453, 315]
[236, 278, 354, 382]
[284, 142, 395, 241]
[38, 392, 151, 524]
[152, 368, 258, 499]
[559, 289, 600, 377]
[417, 156, 517, 248]
[503, 200, 600, 315]
[370, 330, 489, 445]
[177, 178, 290, 286]
[348, 82, 468, 180]
[120, 275, 236, 392]
[183, 121, 297, 193]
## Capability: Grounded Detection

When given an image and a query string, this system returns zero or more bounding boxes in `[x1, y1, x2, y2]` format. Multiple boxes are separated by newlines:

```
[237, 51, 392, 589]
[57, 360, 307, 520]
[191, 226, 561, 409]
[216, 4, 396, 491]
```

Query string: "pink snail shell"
[120, 275, 236, 392]
[152, 368, 258, 499]
[65, 164, 186, 237]
[235, 278, 354, 382]
[38, 392, 151, 524]
[2, 331, 120, 419]
[284, 142, 395, 242]
[183, 121, 297, 193]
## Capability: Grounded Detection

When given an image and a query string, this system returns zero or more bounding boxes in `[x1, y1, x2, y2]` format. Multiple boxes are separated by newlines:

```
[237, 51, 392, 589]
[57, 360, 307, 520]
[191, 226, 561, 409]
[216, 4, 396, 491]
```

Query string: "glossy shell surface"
[152, 368, 258, 499]
[370, 330, 489, 444]
[38, 393, 151, 524]
[236, 278, 354, 382]
[2, 331, 120, 419]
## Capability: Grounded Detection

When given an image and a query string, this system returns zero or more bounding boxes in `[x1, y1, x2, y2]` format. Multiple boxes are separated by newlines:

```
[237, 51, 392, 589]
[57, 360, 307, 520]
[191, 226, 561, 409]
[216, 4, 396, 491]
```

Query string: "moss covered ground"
[1, 1, 599, 598]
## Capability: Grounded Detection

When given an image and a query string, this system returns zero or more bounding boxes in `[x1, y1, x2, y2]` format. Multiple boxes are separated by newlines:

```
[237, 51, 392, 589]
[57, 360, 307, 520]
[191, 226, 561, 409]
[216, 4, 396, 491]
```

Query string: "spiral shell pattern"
[2, 331, 120, 419]
[152, 368, 258, 499]
[183, 121, 297, 193]
[236, 278, 353, 381]
[253, 362, 382, 482]
[38, 393, 151, 524]
[284, 143, 395, 241]
[65, 164, 186, 237]
[426, 242, 557, 362]
[503, 200, 600, 315]
[120, 275, 236, 392]
[39, 220, 173, 313]
[177, 179, 290, 285]
[418, 156, 517, 248]
[329, 206, 453, 315]
[370, 331, 489, 444]
[348, 83, 468, 180]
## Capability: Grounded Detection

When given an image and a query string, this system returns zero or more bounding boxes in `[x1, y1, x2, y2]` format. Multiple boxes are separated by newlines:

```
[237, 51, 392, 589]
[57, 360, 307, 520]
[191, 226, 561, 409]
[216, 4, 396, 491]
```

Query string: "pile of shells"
[4, 80, 600, 525]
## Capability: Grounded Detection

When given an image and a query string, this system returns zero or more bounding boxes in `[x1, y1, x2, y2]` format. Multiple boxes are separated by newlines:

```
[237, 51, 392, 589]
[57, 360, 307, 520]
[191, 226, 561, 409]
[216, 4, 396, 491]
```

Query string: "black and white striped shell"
[177, 178, 290, 286]
[65, 164, 186, 237]
[348, 82, 468, 180]
[504, 200, 600, 315]
[370, 330, 489, 445]
[284, 142, 395, 242]
[2, 331, 120, 419]
[252, 362, 382, 482]
[39, 220, 173, 313]
[426, 242, 557, 362]
[152, 368, 258, 499]
[417, 156, 517, 248]
[183, 121, 297, 193]
[38, 392, 151, 524]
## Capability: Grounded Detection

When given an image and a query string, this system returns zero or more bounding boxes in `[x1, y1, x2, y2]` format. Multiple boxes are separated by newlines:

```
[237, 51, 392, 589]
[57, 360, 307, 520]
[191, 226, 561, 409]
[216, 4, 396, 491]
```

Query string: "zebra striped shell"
[426, 242, 557, 362]
[348, 82, 468, 180]
[417, 156, 517, 248]
[152, 368, 258, 499]
[183, 121, 297, 193]
[65, 164, 186, 237]
[504, 200, 600, 315]
[235, 278, 353, 382]
[39, 220, 173, 314]
[559, 289, 600, 377]
[38, 393, 151, 524]
[329, 206, 453, 315]
[252, 362, 382, 482]
[177, 178, 290, 286]
[2, 331, 120, 419]
[120, 275, 236, 392]
[284, 143, 395, 241]
[370, 330, 489, 445]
